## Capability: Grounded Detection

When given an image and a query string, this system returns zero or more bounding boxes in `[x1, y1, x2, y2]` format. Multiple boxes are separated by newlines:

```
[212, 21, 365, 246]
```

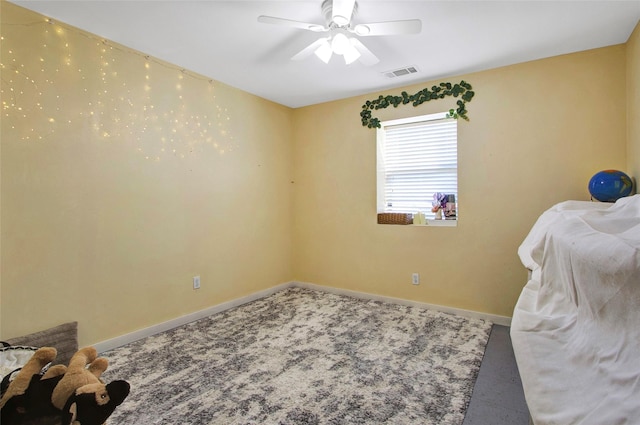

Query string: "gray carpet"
[101, 288, 492, 424]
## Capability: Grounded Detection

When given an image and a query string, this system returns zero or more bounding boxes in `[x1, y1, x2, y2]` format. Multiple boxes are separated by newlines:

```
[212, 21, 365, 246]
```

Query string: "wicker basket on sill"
[377, 213, 414, 225]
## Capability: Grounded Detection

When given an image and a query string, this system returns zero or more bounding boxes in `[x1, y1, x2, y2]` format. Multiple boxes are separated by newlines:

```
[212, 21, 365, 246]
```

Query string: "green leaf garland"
[360, 80, 475, 128]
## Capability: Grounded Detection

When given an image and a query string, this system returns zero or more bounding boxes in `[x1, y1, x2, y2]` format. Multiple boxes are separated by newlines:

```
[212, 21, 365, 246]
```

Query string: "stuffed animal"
[0, 346, 129, 425]
[0, 346, 58, 423]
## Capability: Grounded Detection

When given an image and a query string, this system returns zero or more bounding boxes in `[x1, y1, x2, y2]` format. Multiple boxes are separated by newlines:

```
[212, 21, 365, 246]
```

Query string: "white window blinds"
[377, 113, 457, 218]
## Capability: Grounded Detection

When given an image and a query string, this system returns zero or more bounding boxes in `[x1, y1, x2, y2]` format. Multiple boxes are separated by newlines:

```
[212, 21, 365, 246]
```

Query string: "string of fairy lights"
[0, 16, 235, 161]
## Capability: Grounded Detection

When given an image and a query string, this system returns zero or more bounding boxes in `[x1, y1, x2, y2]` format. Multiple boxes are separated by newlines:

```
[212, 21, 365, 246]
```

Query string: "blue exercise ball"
[588, 170, 633, 202]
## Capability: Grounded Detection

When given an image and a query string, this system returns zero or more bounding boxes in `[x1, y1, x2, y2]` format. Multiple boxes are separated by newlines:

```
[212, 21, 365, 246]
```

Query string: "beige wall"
[1, 2, 636, 346]
[628, 21, 640, 179]
[292, 45, 628, 317]
[0, 2, 293, 345]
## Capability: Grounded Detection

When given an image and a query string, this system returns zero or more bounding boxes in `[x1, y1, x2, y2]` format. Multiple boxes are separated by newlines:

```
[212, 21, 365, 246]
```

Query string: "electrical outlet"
[412, 273, 420, 285]
[193, 275, 201, 290]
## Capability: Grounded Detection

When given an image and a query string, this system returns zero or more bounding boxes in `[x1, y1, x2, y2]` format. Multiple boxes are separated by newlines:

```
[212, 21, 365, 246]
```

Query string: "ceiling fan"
[258, 0, 422, 66]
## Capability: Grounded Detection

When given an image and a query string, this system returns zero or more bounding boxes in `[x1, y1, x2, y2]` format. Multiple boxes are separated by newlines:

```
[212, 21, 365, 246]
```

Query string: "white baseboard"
[293, 281, 512, 327]
[95, 280, 510, 353]
[95, 282, 294, 353]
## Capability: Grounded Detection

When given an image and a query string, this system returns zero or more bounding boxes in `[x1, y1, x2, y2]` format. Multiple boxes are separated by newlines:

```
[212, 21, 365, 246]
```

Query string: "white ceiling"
[9, 0, 640, 108]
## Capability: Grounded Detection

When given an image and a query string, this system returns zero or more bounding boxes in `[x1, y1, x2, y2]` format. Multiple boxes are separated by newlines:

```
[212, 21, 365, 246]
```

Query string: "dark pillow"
[5, 322, 78, 366]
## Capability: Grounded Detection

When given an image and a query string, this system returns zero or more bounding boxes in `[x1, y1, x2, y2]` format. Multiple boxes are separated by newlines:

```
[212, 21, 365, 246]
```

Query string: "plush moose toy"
[0, 346, 129, 425]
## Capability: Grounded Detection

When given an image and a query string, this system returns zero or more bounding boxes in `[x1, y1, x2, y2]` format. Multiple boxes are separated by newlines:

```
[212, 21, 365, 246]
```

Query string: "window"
[377, 112, 457, 221]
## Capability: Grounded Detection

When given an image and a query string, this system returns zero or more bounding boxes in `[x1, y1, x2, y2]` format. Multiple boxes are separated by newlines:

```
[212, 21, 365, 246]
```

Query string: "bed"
[511, 195, 640, 425]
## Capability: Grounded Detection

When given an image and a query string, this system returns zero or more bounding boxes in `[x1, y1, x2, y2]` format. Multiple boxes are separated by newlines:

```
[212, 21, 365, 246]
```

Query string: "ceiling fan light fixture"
[314, 39, 333, 63]
[331, 32, 350, 55]
[343, 40, 361, 64]
[259, 0, 416, 67]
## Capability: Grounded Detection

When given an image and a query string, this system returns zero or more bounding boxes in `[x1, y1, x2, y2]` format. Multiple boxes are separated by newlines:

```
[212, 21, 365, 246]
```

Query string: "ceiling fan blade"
[350, 38, 379, 66]
[291, 38, 329, 61]
[258, 15, 327, 32]
[332, 0, 356, 25]
[353, 19, 422, 36]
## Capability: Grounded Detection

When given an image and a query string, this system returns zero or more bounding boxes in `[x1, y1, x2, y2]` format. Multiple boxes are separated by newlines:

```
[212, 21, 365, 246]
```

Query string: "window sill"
[414, 219, 457, 227]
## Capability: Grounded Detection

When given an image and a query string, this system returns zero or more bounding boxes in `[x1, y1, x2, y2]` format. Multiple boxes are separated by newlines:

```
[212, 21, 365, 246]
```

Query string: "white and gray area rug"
[101, 288, 492, 424]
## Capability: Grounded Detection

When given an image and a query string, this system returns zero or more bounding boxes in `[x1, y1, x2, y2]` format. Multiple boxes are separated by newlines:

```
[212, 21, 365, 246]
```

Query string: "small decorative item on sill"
[377, 213, 414, 225]
[432, 192, 457, 220]
[432, 192, 447, 220]
[444, 194, 457, 220]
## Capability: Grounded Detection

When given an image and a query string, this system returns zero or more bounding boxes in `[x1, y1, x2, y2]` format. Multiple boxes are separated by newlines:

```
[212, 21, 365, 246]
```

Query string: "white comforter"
[511, 195, 640, 425]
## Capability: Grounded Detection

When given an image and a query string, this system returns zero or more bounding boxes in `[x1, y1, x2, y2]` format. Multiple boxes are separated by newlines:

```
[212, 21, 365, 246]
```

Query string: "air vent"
[383, 66, 419, 79]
